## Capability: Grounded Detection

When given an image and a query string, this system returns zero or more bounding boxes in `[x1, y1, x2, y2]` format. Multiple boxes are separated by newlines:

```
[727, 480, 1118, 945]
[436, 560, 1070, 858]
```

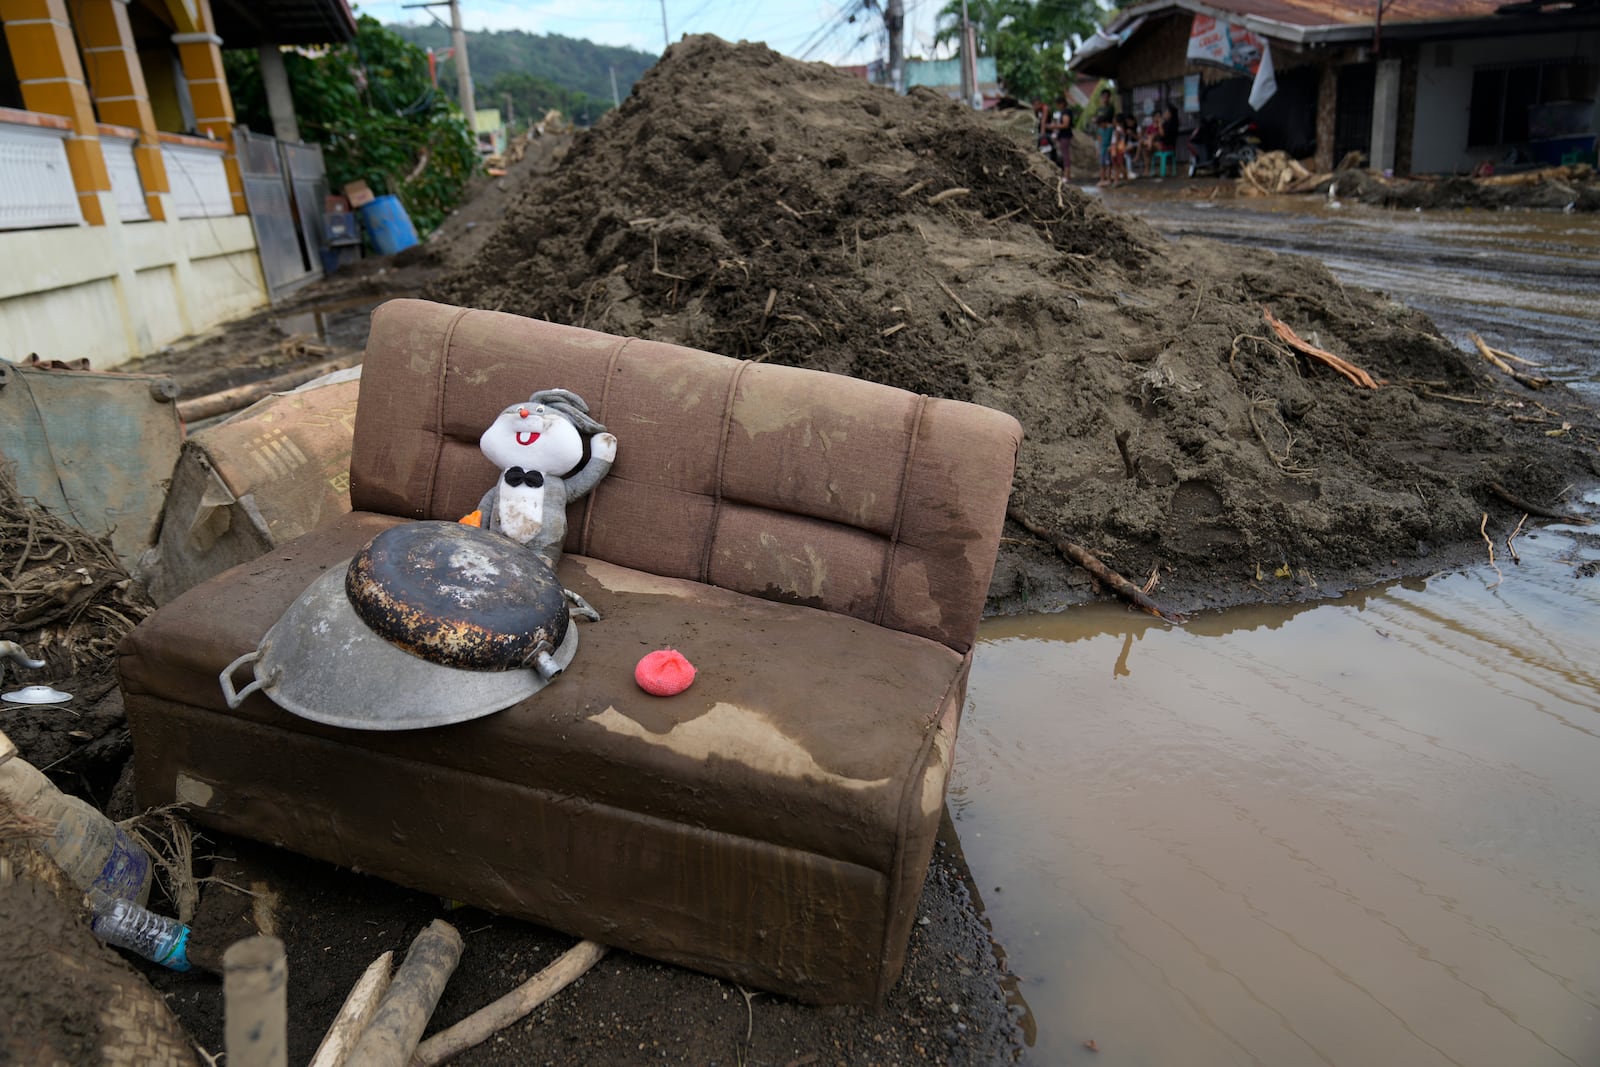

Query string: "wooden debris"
[1487, 481, 1591, 525]
[1480, 512, 1502, 588]
[897, 179, 928, 198]
[1239, 151, 1328, 197]
[1261, 307, 1378, 389]
[1506, 514, 1528, 564]
[1009, 507, 1188, 624]
[412, 940, 608, 1067]
[926, 187, 970, 206]
[1468, 332, 1550, 389]
[224, 936, 288, 1067]
[176, 356, 358, 424]
[309, 951, 394, 1067]
[346, 920, 462, 1067]
[931, 275, 984, 322]
[880, 323, 907, 337]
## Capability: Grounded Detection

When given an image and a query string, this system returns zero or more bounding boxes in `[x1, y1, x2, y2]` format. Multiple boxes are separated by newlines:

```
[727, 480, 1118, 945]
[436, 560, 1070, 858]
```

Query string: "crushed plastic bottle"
[86, 887, 192, 971]
[0, 750, 152, 904]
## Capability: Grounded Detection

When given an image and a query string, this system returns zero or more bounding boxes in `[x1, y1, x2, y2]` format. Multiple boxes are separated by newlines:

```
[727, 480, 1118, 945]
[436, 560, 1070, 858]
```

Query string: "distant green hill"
[388, 24, 657, 124]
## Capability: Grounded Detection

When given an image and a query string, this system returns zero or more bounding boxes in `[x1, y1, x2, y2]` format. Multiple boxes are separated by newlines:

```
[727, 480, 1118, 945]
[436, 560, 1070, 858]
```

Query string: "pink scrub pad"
[635, 649, 696, 696]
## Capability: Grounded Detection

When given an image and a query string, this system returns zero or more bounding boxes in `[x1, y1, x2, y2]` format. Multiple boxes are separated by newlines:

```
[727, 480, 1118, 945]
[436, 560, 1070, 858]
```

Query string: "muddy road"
[1100, 185, 1600, 404]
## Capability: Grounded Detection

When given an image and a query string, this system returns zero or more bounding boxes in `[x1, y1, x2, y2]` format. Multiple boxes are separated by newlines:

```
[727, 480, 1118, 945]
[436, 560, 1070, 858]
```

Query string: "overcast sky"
[356, 0, 951, 66]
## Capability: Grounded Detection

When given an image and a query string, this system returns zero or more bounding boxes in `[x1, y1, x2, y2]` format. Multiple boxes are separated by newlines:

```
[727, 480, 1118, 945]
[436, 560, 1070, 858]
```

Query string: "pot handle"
[219, 650, 265, 709]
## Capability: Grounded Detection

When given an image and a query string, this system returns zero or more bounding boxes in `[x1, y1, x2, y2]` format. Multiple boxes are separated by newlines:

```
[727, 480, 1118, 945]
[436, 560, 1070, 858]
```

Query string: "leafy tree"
[933, 0, 1097, 103]
[225, 16, 478, 234]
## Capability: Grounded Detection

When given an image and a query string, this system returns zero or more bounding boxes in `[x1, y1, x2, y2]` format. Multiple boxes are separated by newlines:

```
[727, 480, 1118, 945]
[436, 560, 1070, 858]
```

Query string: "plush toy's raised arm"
[563, 432, 618, 501]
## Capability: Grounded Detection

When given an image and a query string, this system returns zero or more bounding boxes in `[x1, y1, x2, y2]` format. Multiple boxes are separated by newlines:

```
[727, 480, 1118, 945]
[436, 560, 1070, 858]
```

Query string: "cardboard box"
[341, 180, 375, 208]
[143, 368, 361, 605]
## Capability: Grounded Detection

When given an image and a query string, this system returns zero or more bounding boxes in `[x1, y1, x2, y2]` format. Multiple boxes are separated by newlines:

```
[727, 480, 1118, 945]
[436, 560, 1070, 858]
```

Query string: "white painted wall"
[1411, 30, 1600, 174]
[0, 208, 266, 367]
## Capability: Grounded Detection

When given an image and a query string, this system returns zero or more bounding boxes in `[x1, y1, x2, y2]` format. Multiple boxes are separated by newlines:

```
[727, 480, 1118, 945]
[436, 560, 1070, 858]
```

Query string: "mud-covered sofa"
[121, 298, 1021, 1003]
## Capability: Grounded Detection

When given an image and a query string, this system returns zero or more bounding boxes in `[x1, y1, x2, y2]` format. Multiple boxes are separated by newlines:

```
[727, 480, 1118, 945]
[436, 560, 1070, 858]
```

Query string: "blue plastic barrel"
[359, 194, 420, 255]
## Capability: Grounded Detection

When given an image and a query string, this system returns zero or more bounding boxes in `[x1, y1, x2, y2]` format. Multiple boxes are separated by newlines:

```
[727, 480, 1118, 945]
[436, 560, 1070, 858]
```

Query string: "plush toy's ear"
[528, 388, 590, 413]
[529, 388, 606, 435]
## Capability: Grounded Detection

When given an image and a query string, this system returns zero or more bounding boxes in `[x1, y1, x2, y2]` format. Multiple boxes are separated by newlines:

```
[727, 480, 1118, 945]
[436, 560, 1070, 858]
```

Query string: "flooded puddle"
[273, 294, 405, 353]
[956, 505, 1600, 1065]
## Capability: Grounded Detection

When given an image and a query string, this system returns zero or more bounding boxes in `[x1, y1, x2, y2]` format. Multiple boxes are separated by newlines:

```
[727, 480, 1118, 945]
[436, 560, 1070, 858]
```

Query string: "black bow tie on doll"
[504, 467, 544, 488]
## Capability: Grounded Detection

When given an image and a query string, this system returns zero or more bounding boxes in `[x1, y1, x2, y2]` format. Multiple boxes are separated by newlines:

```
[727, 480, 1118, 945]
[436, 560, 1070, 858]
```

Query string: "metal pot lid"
[220, 563, 578, 731]
[2, 685, 72, 705]
[346, 521, 569, 671]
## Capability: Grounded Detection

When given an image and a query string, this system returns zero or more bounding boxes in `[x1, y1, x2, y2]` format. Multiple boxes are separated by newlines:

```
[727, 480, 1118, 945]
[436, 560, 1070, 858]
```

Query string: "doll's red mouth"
[516, 431, 540, 446]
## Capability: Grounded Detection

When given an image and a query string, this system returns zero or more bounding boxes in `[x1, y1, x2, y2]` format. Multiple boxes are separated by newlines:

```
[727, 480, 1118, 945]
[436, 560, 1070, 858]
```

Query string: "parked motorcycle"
[1188, 116, 1261, 177]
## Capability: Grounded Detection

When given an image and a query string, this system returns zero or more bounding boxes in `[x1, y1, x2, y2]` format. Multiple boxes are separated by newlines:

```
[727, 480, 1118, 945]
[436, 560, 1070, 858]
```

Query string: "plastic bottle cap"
[635, 649, 696, 696]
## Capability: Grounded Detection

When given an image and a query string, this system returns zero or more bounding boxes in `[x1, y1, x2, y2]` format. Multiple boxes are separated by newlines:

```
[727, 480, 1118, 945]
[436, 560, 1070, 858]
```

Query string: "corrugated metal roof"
[212, 0, 357, 47]
[1197, 0, 1503, 30]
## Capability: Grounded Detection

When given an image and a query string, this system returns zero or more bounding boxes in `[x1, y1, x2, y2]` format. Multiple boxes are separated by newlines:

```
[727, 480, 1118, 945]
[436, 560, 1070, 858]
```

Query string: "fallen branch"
[1480, 513, 1502, 589]
[1469, 333, 1550, 389]
[930, 275, 984, 322]
[1487, 481, 1591, 525]
[1261, 306, 1378, 389]
[926, 187, 970, 206]
[1008, 507, 1188, 624]
[411, 940, 607, 1067]
[1506, 513, 1527, 564]
[176, 356, 358, 423]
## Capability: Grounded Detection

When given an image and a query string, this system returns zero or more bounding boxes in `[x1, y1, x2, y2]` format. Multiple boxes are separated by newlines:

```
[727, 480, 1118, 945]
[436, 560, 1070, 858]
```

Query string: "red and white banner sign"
[1186, 15, 1267, 76]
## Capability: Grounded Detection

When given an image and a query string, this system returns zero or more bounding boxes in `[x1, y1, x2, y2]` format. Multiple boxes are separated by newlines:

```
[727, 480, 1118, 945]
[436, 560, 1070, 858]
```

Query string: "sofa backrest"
[351, 300, 1021, 654]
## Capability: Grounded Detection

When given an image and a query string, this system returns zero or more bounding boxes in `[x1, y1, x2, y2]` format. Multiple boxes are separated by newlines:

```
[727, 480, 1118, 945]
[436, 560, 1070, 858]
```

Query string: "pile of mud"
[433, 35, 1599, 612]
[1330, 164, 1599, 213]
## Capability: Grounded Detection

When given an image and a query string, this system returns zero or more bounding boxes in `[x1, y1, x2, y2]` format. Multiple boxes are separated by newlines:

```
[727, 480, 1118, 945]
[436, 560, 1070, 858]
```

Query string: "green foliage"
[481, 70, 605, 132]
[225, 16, 478, 234]
[932, 0, 1098, 103]
[387, 24, 657, 123]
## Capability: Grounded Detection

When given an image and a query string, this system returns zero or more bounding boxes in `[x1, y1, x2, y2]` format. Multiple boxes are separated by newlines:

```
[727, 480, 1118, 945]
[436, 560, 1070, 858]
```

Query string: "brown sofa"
[121, 298, 1022, 1003]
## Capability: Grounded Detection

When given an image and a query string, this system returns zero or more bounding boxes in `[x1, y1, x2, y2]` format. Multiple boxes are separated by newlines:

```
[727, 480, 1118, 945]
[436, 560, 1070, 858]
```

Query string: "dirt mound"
[1329, 165, 1599, 212]
[433, 35, 1599, 613]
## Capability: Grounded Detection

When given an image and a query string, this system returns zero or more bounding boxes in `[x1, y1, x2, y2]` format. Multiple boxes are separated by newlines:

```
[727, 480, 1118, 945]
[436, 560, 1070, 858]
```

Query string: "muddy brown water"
[955, 496, 1600, 1066]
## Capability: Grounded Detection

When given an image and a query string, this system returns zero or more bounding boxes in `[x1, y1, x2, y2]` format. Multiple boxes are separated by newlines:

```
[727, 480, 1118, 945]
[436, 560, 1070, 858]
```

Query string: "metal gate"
[236, 128, 327, 302]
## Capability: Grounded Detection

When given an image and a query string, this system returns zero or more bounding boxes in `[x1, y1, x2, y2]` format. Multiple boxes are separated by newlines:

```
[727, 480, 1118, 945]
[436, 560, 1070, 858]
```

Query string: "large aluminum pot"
[219, 522, 577, 730]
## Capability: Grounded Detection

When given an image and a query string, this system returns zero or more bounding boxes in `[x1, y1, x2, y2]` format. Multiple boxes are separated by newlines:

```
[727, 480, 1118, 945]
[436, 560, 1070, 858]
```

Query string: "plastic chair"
[1149, 150, 1175, 177]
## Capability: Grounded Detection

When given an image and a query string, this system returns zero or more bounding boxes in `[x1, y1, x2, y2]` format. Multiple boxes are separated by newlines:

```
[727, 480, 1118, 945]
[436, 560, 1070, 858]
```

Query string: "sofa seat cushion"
[120, 512, 966, 876]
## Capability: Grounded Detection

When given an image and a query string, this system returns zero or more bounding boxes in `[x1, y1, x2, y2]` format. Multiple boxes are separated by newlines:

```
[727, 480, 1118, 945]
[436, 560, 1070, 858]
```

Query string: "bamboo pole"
[345, 920, 463, 1067]
[224, 936, 289, 1067]
[412, 940, 607, 1066]
[310, 950, 395, 1067]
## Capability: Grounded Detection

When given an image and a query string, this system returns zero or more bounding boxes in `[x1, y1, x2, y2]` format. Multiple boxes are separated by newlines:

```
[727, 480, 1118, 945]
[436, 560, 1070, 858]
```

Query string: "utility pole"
[404, 1, 475, 120]
[957, 0, 971, 107]
[450, 0, 476, 128]
[886, 0, 904, 94]
[659, 0, 669, 50]
[609, 65, 621, 108]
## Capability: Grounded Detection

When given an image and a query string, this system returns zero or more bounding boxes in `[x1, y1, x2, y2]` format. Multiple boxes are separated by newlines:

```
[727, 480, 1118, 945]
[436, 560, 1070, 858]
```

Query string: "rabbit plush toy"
[462, 388, 618, 617]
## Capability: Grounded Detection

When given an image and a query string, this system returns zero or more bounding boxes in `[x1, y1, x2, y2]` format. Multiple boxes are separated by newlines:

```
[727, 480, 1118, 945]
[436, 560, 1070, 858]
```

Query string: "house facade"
[0, 0, 353, 367]
[1070, 0, 1599, 176]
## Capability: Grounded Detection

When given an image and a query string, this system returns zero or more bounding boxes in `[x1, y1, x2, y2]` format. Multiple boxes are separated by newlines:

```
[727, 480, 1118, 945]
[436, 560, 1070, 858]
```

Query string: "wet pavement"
[1098, 184, 1600, 404]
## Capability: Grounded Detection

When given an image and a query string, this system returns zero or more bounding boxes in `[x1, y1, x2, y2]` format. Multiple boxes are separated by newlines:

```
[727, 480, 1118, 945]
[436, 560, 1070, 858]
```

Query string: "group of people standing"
[1040, 88, 1181, 187]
